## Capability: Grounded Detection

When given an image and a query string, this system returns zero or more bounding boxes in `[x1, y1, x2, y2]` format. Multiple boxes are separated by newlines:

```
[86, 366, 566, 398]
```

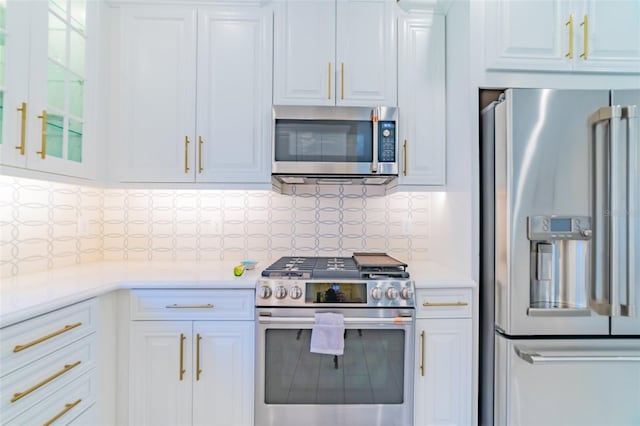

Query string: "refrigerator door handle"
[514, 345, 640, 364]
[589, 106, 623, 317]
[622, 105, 638, 317]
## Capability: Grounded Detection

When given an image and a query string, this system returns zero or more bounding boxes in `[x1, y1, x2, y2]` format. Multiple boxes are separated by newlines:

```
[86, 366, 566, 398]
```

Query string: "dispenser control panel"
[528, 215, 592, 240]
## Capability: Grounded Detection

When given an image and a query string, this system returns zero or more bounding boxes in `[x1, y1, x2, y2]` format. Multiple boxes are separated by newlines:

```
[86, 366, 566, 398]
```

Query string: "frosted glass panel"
[49, 0, 66, 15]
[0, 1, 5, 146]
[0, 91, 4, 145]
[69, 77, 83, 118]
[46, 113, 64, 158]
[0, 34, 5, 85]
[68, 119, 82, 162]
[0, 1, 6, 29]
[70, 1, 86, 31]
[48, 12, 66, 64]
[47, 60, 66, 111]
[69, 30, 84, 76]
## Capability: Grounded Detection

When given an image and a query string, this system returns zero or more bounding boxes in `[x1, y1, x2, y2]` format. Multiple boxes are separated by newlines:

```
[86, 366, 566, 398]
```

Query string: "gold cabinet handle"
[580, 15, 588, 59]
[184, 136, 190, 173]
[420, 330, 425, 377]
[43, 399, 82, 426]
[198, 136, 204, 173]
[340, 63, 344, 100]
[422, 301, 468, 307]
[11, 361, 81, 403]
[403, 140, 408, 176]
[165, 304, 214, 309]
[179, 333, 186, 381]
[565, 15, 574, 58]
[36, 110, 47, 159]
[15, 102, 27, 155]
[13, 322, 82, 353]
[328, 62, 332, 100]
[196, 333, 202, 381]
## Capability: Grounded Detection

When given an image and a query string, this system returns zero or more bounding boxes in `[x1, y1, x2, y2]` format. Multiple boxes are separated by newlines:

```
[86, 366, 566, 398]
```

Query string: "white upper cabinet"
[397, 12, 445, 185]
[0, 0, 98, 178]
[572, 0, 640, 73]
[196, 7, 272, 183]
[119, 7, 197, 183]
[117, 4, 272, 183]
[273, 0, 397, 106]
[484, 0, 640, 73]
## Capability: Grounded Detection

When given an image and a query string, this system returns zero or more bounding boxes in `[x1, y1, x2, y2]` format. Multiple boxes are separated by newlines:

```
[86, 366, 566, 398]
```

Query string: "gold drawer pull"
[13, 322, 82, 353]
[11, 361, 82, 403]
[184, 136, 190, 173]
[196, 333, 202, 381]
[43, 398, 82, 426]
[579, 15, 588, 59]
[165, 304, 214, 309]
[15, 102, 27, 155]
[565, 15, 574, 59]
[420, 330, 426, 377]
[36, 110, 47, 159]
[422, 301, 468, 307]
[179, 333, 186, 381]
[198, 136, 204, 173]
[403, 139, 408, 176]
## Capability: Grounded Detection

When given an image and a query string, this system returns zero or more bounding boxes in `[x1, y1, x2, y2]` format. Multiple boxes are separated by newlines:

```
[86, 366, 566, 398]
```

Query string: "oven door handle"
[258, 316, 413, 325]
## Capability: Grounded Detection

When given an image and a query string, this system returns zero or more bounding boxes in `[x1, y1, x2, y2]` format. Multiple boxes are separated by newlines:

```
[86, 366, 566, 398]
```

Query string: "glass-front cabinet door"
[0, 0, 96, 178]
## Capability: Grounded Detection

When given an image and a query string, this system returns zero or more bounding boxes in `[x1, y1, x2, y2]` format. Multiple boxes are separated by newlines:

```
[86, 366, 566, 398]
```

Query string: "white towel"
[310, 312, 345, 356]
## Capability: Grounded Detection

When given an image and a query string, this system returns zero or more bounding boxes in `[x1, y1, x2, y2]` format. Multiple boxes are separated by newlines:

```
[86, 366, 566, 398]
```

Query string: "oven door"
[255, 307, 414, 426]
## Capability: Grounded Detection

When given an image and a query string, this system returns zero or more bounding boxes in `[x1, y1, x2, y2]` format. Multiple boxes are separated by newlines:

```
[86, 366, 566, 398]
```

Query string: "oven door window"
[274, 120, 373, 163]
[264, 328, 405, 404]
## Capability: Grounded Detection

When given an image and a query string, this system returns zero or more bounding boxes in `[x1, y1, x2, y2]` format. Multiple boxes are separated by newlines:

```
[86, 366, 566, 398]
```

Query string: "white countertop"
[0, 259, 475, 328]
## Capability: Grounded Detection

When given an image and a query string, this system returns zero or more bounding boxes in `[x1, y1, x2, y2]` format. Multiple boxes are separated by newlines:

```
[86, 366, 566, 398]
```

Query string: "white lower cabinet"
[128, 290, 254, 426]
[0, 298, 98, 425]
[414, 288, 472, 426]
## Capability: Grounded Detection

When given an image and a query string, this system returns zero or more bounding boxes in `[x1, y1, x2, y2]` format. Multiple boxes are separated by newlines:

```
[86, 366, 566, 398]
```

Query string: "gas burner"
[261, 254, 408, 280]
[325, 258, 346, 270]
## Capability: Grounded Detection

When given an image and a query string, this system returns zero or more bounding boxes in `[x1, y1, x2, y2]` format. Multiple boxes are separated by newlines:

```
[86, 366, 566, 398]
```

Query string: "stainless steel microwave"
[272, 106, 399, 187]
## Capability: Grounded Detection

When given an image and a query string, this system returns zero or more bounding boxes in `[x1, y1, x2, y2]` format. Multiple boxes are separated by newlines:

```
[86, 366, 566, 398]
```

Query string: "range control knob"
[371, 286, 383, 300]
[386, 287, 399, 300]
[400, 287, 414, 300]
[581, 229, 593, 238]
[274, 286, 288, 299]
[258, 286, 272, 299]
[289, 286, 302, 299]
[382, 129, 391, 137]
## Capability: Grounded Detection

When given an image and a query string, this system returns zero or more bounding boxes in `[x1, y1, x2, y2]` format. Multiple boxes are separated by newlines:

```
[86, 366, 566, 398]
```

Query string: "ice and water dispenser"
[527, 216, 592, 314]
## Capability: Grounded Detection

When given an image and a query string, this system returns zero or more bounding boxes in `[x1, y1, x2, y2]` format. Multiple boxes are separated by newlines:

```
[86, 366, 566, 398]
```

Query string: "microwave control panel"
[379, 121, 396, 162]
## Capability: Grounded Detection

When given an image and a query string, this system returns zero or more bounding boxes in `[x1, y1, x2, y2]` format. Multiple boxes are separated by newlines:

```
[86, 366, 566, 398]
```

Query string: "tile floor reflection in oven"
[264, 329, 405, 404]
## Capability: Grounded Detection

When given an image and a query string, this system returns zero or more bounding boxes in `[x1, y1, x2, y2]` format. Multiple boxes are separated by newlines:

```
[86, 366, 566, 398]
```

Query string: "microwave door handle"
[623, 105, 638, 317]
[589, 106, 622, 316]
[371, 107, 379, 173]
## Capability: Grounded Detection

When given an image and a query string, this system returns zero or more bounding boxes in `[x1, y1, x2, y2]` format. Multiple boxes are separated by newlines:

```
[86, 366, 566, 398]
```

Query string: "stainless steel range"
[255, 253, 415, 426]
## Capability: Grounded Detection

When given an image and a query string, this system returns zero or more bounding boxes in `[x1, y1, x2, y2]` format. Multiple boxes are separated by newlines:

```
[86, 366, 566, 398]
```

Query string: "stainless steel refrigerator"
[480, 89, 640, 426]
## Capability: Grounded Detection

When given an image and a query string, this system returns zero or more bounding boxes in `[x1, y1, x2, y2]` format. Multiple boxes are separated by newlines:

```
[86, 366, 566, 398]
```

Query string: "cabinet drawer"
[6, 371, 96, 426]
[130, 289, 254, 321]
[0, 299, 97, 377]
[1, 334, 97, 422]
[416, 288, 472, 319]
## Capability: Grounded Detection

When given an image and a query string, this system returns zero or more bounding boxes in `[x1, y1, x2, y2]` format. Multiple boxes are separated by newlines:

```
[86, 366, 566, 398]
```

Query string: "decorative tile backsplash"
[1, 176, 103, 278]
[1, 175, 432, 278]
